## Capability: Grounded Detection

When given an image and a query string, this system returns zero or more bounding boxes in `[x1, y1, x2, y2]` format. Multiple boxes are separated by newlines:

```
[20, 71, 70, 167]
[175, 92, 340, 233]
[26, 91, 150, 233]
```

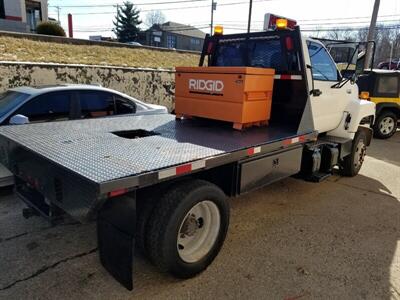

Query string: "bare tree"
[145, 10, 166, 28]
[325, 28, 356, 41]
[322, 25, 400, 66]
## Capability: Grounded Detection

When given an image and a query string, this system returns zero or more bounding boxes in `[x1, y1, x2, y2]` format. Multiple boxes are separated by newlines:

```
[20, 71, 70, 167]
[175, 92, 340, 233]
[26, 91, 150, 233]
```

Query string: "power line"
[49, 0, 209, 8]
[75, 25, 210, 32]
[49, 0, 275, 14]
[222, 24, 400, 32]
[212, 14, 400, 24]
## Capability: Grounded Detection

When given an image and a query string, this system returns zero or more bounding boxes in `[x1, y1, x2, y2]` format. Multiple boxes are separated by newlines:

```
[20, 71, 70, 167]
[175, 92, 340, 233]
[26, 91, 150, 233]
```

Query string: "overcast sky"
[47, 0, 400, 39]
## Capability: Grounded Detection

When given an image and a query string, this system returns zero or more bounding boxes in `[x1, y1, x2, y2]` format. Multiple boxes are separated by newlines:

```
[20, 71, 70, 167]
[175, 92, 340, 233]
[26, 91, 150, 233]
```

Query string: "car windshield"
[0, 91, 30, 118]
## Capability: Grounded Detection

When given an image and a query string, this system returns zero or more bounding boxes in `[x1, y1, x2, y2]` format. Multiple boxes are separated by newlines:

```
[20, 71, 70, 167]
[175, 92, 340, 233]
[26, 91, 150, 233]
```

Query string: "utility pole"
[247, 0, 253, 33]
[55, 6, 60, 23]
[210, 1, 216, 35]
[364, 0, 380, 69]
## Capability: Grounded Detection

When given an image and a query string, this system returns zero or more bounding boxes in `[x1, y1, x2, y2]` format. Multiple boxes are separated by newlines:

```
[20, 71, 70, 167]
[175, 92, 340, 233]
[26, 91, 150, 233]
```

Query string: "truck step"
[307, 172, 332, 183]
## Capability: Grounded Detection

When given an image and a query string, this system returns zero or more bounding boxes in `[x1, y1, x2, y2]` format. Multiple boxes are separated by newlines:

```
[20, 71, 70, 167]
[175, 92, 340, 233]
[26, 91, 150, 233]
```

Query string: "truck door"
[306, 41, 355, 133]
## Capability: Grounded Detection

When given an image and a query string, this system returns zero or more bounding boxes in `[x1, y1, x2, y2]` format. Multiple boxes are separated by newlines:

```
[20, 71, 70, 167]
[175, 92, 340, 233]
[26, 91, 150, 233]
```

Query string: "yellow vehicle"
[358, 70, 400, 139]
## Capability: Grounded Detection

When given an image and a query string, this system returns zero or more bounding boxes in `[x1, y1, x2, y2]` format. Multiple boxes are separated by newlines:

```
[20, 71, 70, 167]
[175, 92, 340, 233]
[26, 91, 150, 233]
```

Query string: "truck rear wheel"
[146, 179, 229, 278]
[341, 130, 367, 177]
[373, 111, 398, 139]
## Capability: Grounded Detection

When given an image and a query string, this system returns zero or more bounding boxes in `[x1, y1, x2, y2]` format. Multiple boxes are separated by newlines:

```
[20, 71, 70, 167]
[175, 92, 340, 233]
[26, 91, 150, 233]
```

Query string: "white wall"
[4, 0, 22, 19]
[19, 0, 48, 23]
[40, 0, 48, 21]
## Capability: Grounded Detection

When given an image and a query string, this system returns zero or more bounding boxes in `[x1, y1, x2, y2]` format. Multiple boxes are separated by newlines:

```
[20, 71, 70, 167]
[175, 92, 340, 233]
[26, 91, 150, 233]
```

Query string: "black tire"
[136, 192, 158, 256]
[341, 130, 367, 177]
[373, 111, 398, 139]
[146, 179, 229, 279]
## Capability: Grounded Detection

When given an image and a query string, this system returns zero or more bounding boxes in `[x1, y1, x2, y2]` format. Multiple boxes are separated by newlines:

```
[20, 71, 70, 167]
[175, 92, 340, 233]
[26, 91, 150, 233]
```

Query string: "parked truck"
[0, 15, 375, 290]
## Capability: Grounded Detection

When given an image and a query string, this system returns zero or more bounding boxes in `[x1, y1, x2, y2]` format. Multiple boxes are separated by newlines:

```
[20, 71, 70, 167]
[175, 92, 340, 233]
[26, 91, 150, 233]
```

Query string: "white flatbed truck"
[0, 18, 375, 290]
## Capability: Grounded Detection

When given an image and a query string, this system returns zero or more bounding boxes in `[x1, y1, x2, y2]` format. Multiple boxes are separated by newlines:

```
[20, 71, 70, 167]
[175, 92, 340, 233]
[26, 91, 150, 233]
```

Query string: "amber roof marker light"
[276, 18, 288, 30]
[214, 25, 224, 35]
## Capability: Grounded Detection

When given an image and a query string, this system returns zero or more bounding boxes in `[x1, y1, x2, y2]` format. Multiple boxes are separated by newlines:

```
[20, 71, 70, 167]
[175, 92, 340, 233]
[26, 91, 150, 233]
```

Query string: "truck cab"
[200, 16, 375, 142]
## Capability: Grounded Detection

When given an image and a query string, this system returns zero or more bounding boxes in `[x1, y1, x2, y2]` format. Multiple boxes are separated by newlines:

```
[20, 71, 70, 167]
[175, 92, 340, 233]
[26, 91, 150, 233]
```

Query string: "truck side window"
[79, 91, 115, 118]
[307, 42, 339, 82]
[16, 92, 72, 123]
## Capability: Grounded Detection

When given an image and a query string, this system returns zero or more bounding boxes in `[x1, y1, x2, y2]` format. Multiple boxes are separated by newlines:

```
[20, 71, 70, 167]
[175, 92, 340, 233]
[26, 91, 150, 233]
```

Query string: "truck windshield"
[0, 91, 30, 118]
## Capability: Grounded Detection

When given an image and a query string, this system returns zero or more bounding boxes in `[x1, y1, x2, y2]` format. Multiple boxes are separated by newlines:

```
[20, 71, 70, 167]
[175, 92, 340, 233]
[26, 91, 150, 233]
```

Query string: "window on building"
[26, 0, 42, 32]
[0, 0, 5, 19]
[190, 38, 200, 46]
[167, 34, 177, 48]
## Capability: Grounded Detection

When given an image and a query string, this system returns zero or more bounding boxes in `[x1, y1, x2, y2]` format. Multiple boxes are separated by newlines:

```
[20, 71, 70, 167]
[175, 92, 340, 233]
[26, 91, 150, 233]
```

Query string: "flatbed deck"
[0, 114, 315, 191]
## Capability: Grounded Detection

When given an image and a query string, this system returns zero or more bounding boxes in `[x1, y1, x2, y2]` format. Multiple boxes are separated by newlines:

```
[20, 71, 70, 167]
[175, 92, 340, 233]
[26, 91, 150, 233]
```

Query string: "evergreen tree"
[114, 2, 142, 43]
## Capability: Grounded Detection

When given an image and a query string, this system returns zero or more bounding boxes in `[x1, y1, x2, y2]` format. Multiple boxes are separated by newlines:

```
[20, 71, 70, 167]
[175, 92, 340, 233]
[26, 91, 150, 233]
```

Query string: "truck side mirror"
[306, 64, 322, 97]
[355, 57, 365, 77]
[9, 114, 30, 125]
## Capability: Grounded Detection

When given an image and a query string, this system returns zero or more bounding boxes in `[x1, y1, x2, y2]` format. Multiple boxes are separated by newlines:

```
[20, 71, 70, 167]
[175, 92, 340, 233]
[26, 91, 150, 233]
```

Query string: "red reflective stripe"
[283, 139, 292, 146]
[247, 148, 255, 155]
[280, 74, 291, 80]
[274, 75, 302, 80]
[176, 164, 192, 175]
[109, 188, 128, 198]
[299, 135, 306, 142]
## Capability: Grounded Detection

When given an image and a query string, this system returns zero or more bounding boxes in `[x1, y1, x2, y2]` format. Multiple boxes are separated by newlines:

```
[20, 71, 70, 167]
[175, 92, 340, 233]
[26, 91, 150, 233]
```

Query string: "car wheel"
[373, 111, 398, 139]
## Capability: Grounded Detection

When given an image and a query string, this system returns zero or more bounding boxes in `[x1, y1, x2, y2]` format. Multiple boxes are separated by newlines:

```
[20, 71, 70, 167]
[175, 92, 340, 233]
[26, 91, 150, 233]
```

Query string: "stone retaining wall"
[0, 62, 176, 111]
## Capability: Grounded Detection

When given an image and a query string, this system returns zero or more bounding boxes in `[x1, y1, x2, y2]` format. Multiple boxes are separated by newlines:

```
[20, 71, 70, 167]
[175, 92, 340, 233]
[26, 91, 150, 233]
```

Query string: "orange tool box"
[175, 66, 275, 130]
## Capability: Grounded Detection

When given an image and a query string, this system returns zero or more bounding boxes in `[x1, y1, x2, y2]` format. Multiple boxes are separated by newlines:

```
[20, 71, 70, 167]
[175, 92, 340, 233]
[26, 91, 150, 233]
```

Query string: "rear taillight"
[108, 188, 128, 198]
[285, 36, 294, 51]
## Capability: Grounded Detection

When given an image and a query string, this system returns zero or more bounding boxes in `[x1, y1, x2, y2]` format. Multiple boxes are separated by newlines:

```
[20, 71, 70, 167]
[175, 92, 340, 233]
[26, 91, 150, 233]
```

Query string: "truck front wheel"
[373, 111, 398, 139]
[146, 179, 229, 278]
[341, 130, 367, 177]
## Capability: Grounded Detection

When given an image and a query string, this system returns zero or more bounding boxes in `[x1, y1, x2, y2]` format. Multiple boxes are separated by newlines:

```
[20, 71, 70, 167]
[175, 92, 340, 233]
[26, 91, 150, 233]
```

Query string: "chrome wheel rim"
[177, 200, 221, 263]
[379, 117, 395, 135]
[354, 139, 366, 169]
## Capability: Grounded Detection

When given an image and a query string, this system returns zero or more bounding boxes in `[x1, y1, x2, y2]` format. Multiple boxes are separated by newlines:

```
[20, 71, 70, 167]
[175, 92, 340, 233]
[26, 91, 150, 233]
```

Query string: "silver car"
[0, 84, 168, 186]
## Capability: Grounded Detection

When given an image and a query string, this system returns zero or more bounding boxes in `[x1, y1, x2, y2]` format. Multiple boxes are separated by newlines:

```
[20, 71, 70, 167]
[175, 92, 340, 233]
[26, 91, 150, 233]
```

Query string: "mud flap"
[97, 195, 136, 290]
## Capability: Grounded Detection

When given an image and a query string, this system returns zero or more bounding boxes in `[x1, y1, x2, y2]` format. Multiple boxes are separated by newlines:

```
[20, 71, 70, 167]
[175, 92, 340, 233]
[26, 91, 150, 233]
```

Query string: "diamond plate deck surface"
[0, 114, 299, 184]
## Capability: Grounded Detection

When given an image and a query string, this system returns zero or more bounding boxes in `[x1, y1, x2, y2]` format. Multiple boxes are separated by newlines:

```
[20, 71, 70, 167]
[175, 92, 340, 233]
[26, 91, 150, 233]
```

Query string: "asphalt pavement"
[0, 133, 399, 300]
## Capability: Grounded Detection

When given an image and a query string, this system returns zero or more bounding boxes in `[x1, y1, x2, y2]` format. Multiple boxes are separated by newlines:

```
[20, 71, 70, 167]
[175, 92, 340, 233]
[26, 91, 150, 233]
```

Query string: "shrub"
[36, 21, 66, 37]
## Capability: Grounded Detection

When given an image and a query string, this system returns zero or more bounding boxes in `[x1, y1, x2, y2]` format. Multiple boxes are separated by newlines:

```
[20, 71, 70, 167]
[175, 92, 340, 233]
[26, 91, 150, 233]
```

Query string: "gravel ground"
[0, 133, 399, 300]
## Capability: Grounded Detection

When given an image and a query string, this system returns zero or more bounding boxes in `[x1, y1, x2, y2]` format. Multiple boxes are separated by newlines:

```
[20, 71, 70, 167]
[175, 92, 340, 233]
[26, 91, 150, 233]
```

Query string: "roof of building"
[151, 22, 206, 39]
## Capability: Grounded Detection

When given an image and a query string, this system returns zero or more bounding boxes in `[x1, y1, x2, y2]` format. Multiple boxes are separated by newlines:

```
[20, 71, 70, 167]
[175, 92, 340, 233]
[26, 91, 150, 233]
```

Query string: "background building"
[144, 22, 205, 51]
[0, 0, 48, 33]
